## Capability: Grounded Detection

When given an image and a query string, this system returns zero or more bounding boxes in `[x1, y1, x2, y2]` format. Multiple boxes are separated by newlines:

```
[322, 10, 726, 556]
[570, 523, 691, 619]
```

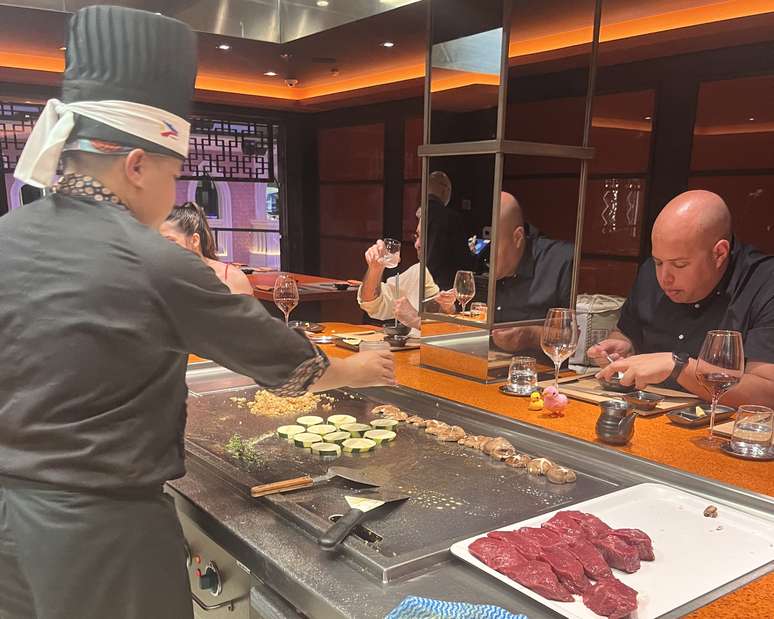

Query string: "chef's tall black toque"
[62, 5, 197, 158]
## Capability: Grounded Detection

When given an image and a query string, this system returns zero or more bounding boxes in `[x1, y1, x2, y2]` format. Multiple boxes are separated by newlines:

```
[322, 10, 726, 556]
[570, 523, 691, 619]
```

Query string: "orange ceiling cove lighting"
[2, 0, 774, 102]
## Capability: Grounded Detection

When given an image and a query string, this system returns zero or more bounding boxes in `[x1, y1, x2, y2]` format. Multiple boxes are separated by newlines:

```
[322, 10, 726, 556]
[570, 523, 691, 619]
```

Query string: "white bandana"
[14, 99, 191, 188]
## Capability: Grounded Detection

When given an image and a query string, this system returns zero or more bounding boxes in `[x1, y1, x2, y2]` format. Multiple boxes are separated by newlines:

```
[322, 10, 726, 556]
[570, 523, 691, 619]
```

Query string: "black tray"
[666, 403, 735, 428]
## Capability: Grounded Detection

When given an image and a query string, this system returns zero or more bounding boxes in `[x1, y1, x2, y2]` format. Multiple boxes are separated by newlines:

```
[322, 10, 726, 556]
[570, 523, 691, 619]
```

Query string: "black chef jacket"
[490, 225, 574, 323]
[0, 190, 326, 492]
[618, 239, 774, 363]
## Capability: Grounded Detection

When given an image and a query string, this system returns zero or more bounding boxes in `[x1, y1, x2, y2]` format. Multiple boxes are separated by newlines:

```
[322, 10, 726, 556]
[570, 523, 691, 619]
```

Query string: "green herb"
[224, 433, 261, 464]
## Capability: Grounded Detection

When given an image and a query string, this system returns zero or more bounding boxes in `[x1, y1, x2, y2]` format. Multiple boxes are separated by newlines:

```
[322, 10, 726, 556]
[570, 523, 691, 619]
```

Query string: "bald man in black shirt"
[592, 190, 774, 406]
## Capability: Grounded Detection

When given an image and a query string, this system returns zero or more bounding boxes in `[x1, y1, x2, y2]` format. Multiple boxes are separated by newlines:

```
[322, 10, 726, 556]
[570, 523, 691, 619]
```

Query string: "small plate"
[498, 384, 538, 397]
[666, 403, 735, 428]
[288, 321, 324, 333]
[720, 441, 774, 461]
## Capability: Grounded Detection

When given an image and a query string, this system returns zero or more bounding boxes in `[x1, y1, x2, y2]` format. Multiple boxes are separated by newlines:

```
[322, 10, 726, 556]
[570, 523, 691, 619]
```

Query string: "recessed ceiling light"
[264, 71, 278, 76]
[644, 116, 652, 120]
[217, 44, 231, 51]
[59, 46, 67, 51]
[381, 41, 395, 48]
[316, 0, 329, 6]
[748, 117, 755, 121]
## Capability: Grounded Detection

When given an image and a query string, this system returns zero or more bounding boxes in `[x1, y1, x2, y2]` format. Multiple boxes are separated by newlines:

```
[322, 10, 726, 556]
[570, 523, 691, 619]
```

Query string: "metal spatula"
[250, 466, 379, 498]
[318, 489, 409, 549]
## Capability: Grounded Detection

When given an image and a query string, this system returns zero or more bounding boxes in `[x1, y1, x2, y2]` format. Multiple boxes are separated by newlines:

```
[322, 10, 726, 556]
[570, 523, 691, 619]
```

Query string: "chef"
[0, 7, 393, 619]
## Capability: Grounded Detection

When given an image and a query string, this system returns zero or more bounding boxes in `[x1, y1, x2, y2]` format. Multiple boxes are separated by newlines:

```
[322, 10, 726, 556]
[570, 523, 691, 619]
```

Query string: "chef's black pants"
[0, 479, 193, 619]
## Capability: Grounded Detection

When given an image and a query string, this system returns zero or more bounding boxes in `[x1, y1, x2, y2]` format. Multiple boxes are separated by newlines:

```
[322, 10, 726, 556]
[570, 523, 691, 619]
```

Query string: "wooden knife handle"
[250, 476, 314, 498]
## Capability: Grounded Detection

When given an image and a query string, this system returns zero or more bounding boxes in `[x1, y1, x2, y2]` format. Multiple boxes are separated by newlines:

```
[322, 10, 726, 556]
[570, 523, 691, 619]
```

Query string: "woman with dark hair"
[159, 201, 254, 296]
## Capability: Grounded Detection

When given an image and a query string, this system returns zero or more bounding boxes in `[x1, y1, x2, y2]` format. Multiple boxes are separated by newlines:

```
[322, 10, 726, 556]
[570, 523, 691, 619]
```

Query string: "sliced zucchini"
[277, 425, 305, 439]
[342, 438, 377, 453]
[311, 443, 342, 457]
[370, 418, 399, 431]
[307, 424, 337, 436]
[292, 432, 323, 448]
[296, 415, 324, 428]
[340, 422, 372, 437]
[323, 431, 351, 444]
[326, 414, 357, 428]
[364, 429, 397, 444]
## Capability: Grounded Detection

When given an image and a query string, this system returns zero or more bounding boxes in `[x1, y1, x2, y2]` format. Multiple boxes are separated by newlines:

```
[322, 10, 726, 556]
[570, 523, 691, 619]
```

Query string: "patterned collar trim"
[52, 173, 127, 210]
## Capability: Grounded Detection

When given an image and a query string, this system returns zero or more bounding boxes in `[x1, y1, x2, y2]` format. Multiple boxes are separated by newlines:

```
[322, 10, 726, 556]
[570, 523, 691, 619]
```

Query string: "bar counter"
[316, 323, 773, 618]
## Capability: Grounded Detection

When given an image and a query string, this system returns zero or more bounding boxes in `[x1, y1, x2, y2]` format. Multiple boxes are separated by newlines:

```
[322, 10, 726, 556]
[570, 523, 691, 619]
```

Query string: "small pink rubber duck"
[542, 386, 568, 416]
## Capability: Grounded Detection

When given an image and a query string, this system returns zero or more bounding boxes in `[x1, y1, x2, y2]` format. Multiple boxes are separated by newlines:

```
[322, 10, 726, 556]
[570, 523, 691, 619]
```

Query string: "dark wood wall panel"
[403, 181, 421, 241]
[404, 117, 423, 181]
[319, 183, 384, 239]
[318, 123, 385, 182]
[688, 174, 774, 253]
[501, 177, 578, 242]
[578, 259, 639, 297]
[320, 238, 372, 280]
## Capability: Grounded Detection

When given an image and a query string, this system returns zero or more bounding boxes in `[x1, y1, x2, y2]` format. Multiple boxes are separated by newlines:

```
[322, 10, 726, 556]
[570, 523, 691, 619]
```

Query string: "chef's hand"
[394, 297, 421, 330]
[364, 240, 386, 271]
[491, 326, 540, 352]
[347, 350, 396, 387]
[587, 338, 634, 367]
[597, 352, 674, 390]
[434, 289, 457, 314]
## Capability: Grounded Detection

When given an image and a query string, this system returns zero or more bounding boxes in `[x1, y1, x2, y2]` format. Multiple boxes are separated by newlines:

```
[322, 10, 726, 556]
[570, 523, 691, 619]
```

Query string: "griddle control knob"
[198, 561, 223, 596]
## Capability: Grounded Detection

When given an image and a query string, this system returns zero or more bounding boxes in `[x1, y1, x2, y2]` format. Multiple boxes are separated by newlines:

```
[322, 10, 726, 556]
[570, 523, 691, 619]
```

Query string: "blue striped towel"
[384, 596, 528, 619]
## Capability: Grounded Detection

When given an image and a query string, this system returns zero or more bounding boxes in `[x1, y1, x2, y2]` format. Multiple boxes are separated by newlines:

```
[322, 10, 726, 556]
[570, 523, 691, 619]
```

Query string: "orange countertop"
[316, 323, 773, 619]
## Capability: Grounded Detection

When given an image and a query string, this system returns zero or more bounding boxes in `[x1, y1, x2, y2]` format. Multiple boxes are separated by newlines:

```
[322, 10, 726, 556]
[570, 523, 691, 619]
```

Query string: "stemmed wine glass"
[379, 238, 402, 326]
[695, 330, 744, 448]
[540, 308, 579, 390]
[273, 273, 299, 327]
[454, 270, 476, 315]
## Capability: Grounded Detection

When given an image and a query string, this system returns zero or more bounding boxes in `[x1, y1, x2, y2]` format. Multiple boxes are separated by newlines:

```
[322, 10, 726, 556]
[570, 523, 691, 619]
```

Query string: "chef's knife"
[250, 466, 379, 498]
[318, 489, 409, 550]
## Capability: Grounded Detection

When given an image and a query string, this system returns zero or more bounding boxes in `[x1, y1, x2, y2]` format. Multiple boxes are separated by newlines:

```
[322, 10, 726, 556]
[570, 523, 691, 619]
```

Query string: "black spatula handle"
[319, 508, 366, 549]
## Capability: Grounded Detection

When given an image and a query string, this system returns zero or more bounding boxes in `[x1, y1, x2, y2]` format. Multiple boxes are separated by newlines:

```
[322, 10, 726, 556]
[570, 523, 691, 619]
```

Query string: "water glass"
[378, 238, 402, 269]
[470, 302, 488, 321]
[508, 356, 537, 396]
[730, 405, 774, 457]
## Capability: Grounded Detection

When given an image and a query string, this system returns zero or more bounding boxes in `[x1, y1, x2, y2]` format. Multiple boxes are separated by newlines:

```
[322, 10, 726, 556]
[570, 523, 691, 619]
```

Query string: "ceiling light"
[264, 71, 278, 76]
[644, 116, 651, 120]
[748, 117, 755, 121]
[316, 0, 329, 6]
[217, 44, 231, 51]
[59, 46, 67, 51]
[381, 41, 395, 48]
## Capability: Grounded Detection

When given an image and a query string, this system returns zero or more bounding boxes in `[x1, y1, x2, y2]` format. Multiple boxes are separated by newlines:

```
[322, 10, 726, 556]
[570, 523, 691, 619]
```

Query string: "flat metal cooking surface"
[185, 379, 619, 582]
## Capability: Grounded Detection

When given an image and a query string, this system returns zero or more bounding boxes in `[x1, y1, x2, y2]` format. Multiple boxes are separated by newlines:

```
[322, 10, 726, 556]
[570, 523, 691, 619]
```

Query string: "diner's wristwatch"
[669, 351, 690, 383]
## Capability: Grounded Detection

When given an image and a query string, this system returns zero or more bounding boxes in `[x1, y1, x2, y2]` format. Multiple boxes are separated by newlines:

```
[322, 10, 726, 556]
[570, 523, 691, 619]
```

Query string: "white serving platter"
[450, 483, 774, 619]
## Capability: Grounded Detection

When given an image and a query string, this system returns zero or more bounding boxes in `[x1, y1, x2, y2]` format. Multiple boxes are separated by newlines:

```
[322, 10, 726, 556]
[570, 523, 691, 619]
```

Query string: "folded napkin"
[384, 596, 528, 619]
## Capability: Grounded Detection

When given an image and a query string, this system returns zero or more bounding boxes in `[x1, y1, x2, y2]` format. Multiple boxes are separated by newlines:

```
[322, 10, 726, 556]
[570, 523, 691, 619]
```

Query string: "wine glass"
[454, 270, 476, 315]
[273, 273, 299, 327]
[695, 330, 744, 448]
[540, 308, 579, 390]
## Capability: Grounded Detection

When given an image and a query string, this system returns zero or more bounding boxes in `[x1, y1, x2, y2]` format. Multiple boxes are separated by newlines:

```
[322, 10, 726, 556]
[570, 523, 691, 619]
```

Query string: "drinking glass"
[378, 238, 402, 269]
[470, 302, 488, 321]
[454, 270, 476, 314]
[273, 273, 299, 327]
[540, 308, 579, 390]
[730, 405, 774, 457]
[695, 330, 744, 448]
[508, 356, 537, 396]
